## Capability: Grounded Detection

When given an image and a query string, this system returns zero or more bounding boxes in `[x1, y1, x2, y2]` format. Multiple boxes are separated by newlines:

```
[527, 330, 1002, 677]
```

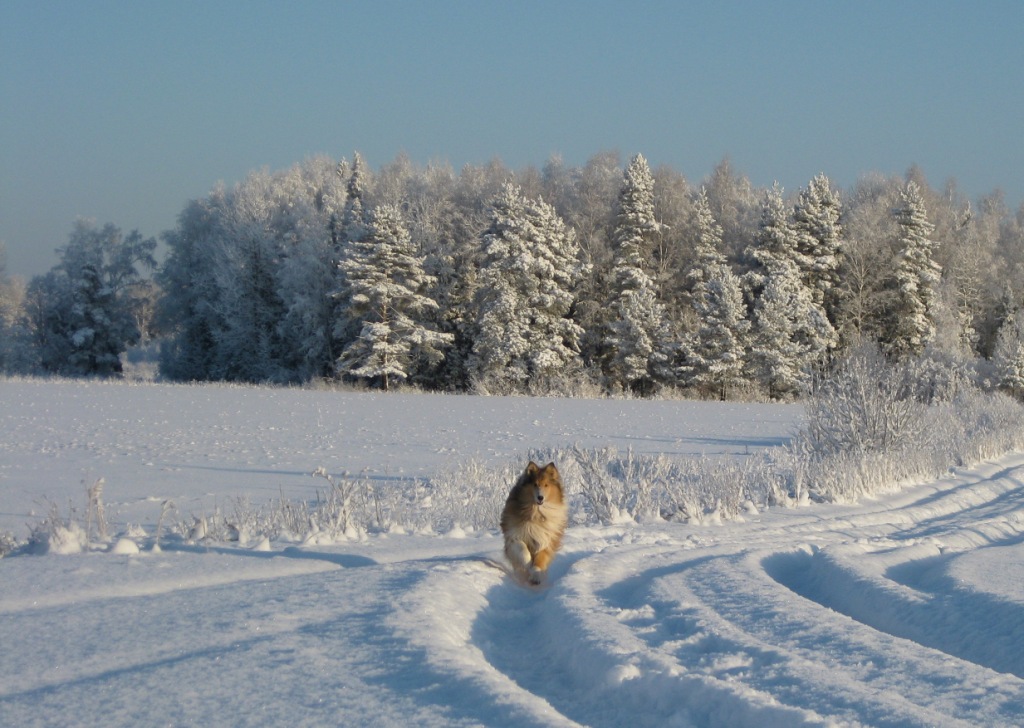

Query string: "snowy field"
[2, 380, 1024, 726]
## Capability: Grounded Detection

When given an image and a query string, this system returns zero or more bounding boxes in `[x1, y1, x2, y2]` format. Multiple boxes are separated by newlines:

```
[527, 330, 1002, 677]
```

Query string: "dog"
[500, 461, 567, 585]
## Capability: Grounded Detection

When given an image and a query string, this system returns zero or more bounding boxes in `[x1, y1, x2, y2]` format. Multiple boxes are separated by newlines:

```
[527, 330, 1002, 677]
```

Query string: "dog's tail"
[474, 555, 513, 574]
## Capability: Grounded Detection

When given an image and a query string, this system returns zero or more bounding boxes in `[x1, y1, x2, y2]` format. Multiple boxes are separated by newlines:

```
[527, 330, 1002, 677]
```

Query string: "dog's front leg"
[527, 548, 555, 584]
[505, 539, 531, 575]
[532, 548, 554, 572]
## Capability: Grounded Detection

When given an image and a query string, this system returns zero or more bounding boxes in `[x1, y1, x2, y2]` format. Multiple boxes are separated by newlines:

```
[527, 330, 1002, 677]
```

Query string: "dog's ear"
[526, 461, 540, 475]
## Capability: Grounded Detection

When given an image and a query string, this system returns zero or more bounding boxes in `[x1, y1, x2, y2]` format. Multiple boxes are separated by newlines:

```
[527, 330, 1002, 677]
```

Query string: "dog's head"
[518, 461, 563, 506]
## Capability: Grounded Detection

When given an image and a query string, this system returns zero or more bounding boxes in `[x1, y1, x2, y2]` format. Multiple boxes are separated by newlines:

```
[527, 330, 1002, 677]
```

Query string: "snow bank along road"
[3, 456, 1024, 726]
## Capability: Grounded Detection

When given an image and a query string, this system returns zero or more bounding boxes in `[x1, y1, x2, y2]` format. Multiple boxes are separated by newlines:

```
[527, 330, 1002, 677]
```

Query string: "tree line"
[2, 150, 1024, 400]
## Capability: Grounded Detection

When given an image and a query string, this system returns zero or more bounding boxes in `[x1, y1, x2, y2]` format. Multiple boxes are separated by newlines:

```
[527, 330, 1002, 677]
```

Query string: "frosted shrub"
[791, 346, 1024, 502]
[909, 347, 975, 405]
[652, 453, 789, 522]
[85, 478, 109, 543]
[800, 345, 929, 457]
[308, 468, 362, 536]
[936, 388, 1024, 464]
[539, 445, 781, 525]
[526, 370, 606, 400]
[27, 500, 88, 555]
[215, 472, 380, 543]
[427, 458, 514, 532]
[152, 499, 176, 550]
[0, 531, 20, 558]
[21, 479, 114, 554]
[569, 445, 641, 523]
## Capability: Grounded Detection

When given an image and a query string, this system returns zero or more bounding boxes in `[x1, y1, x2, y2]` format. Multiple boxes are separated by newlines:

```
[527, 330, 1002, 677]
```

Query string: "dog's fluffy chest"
[505, 503, 567, 551]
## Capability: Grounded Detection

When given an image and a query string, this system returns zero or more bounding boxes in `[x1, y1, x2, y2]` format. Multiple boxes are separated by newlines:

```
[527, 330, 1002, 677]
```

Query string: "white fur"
[504, 506, 566, 552]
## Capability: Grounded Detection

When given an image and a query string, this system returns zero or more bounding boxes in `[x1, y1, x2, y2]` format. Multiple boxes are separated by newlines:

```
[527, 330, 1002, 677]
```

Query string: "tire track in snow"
[466, 540, 826, 728]
[767, 544, 1024, 679]
[388, 555, 584, 727]
[757, 459, 1024, 686]
[580, 545, 969, 727]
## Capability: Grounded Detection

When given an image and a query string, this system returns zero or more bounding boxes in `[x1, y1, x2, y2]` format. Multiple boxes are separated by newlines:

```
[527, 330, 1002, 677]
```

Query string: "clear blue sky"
[2, 0, 1022, 278]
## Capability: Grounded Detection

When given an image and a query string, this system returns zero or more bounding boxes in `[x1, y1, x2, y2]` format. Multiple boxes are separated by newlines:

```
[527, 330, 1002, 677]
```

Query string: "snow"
[2, 379, 1024, 726]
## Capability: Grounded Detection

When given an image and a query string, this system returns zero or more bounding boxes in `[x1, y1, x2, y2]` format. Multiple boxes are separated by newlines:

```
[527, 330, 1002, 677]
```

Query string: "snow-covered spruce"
[468, 182, 587, 393]
[336, 203, 452, 390]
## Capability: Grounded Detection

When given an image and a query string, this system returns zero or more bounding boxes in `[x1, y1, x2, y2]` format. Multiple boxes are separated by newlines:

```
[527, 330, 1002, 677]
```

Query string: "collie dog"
[500, 461, 567, 585]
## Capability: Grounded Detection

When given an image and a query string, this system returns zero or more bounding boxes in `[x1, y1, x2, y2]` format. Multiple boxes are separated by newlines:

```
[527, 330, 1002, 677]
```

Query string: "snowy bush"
[152, 499, 176, 550]
[23, 479, 116, 553]
[196, 461, 513, 543]
[27, 500, 89, 555]
[183, 473, 379, 545]
[190, 447, 784, 539]
[799, 345, 929, 457]
[790, 345, 1024, 502]
[423, 458, 515, 533]
[0, 531, 19, 558]
[85, 477, 109, 543]
[530, 445, 783, 525]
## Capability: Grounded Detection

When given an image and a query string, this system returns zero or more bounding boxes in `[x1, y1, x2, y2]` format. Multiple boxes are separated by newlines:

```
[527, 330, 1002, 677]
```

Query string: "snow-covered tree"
[604, 154, 670, 393]
[159, 160, 345, 384]
[684, 269, 750, 400]
[560, 151, 622, 369]
[702, 157, 759, 261]
[413, 164, 482, 391]
[0, 242, 31, 373]
[614, 154, 659, 254]
[749, 259, 837, 399]
[275, 158, 348, 381]
[156, 192, 225, 381]
[650, 165, 696, 315]
[564, 151, 621, 273]
[469, 183, 586, 392]
[27, 220, 156, 377]
[939, 203, 984, 355]
[744, 183, 802, 303]
[329, 152, 375, 352]
[836, 174, 903, 345]
[791, 174, 844, 322]
[745, 185, 837, 397]
[0, 242, 14, 320]
[681, 190, 750, 398]
[882, 182, 941, 359]
[992, 308, 1024, 398]
[208, 171, 291, 382]
[341, 151, 370, 244]
[336, 204, 452, 390]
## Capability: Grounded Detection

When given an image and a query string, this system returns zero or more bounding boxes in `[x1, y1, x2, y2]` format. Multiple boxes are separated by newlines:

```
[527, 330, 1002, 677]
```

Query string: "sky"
[1, 1, 1022, 279]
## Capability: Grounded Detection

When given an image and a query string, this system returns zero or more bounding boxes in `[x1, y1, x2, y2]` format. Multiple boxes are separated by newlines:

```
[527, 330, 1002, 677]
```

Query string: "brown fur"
[500, 461, 568, 585]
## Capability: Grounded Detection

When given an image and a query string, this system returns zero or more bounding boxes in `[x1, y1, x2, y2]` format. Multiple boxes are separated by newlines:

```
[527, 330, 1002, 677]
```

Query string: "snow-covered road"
[3, 459, 1024, 726]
